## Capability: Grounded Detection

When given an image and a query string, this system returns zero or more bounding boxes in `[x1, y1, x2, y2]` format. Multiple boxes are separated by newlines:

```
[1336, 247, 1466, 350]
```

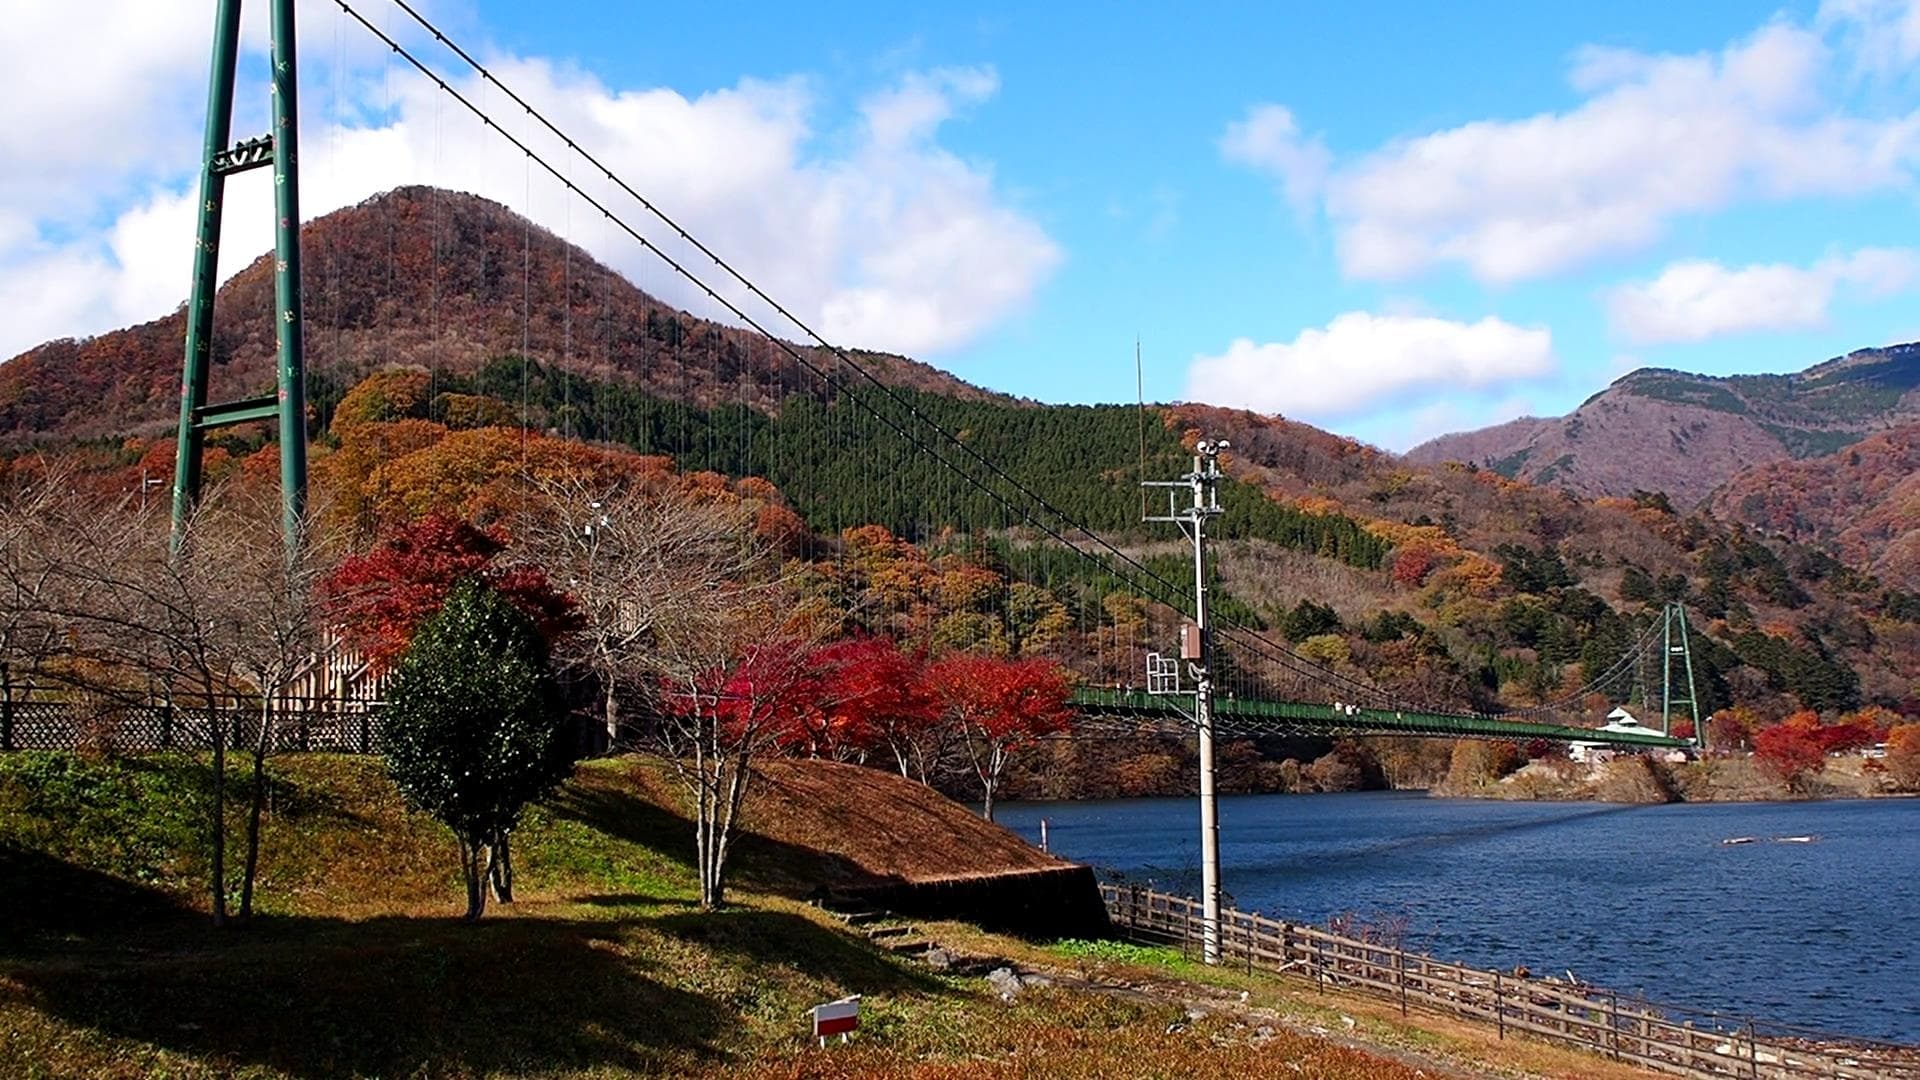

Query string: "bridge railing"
[1099, 884, 1917, 1080]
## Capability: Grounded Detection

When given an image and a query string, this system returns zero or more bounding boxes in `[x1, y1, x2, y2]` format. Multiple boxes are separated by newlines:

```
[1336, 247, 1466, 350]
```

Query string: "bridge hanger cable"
[1492, 615, 1666, 720]
[340, 0, 1648, 725]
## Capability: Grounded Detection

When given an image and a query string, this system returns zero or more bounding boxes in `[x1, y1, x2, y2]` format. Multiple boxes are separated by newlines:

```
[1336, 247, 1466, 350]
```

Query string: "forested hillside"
[1708, 421, 1920, 591]
[0, 187, 994, 439]
[2, 185, 1915, 799]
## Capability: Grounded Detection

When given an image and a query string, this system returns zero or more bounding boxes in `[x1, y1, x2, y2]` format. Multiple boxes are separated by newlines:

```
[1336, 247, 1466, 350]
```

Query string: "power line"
[345, 0, 1391, 699]
[335, 0, 1653, 731]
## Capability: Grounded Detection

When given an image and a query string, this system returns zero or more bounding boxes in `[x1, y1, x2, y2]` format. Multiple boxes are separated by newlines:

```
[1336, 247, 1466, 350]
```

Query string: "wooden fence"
[1100, 885, 1919, 1080]
[0, 693, 384, 755]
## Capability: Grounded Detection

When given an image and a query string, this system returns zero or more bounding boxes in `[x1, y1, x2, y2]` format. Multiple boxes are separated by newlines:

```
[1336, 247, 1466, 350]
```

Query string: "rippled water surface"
[994, 792, 1920, 1041]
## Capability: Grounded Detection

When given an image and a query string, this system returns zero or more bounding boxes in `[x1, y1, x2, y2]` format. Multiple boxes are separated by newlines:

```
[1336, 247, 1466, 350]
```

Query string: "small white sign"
[812, 994, 860, 1045]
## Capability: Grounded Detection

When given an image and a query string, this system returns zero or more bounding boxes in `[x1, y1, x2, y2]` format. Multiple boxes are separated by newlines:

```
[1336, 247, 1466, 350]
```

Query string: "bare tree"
[39, 487, 333, 925]
[194, 494, 336, 920]
[521, 476, 838, 908]
[520, 477, 767, 749]
[0, 471, 85, 706]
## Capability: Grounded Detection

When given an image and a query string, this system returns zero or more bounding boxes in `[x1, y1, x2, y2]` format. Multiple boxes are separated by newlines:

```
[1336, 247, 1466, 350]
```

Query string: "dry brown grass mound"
[611, 757, 1066, 892]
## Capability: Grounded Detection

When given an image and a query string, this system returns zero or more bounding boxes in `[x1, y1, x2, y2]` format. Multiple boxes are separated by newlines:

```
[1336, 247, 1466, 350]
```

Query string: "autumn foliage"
[928, 652, 1075, 819]
[1749, 710, 1866, 794]
[322, 514, 579, 671]
[781, 637, 939, 761]
[1887, 724, 1920, 792]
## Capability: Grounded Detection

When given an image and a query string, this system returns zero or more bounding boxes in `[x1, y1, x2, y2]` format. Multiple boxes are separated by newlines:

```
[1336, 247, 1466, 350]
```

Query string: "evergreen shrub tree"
[380, 578, 574, 919]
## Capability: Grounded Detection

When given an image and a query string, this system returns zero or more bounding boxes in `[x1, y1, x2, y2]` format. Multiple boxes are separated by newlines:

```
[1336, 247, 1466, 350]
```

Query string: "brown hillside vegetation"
[1408, 344, 1920, 508]
[1165, 401, 1920, 716]
[633, 757, 1068, 888]
[0, 186, 997, 439]
[1709, 421, 1920, 590]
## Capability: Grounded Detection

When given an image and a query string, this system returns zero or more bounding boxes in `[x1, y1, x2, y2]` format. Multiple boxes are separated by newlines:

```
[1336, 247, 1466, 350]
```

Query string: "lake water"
[994, 791, 1920, 1042]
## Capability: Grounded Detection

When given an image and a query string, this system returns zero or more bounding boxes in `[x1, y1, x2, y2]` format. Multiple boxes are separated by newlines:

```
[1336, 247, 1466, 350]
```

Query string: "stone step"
[866, 924, 915, 940]
[884, 938, 933, 955]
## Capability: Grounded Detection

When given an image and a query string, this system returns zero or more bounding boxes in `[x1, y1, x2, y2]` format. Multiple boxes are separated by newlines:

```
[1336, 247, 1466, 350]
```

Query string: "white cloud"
[1220, 104, 1330, 214]
[1820, 0, 1920, 74]
[0, 7, 1058, 363]
[1228, 19, 1920, 284]
[1606, 247, 1920, 343]
[1184, 311, 1556, 420]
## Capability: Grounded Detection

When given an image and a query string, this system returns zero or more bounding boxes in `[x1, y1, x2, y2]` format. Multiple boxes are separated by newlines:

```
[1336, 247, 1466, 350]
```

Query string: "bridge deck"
[1071, 688, 1693, 747]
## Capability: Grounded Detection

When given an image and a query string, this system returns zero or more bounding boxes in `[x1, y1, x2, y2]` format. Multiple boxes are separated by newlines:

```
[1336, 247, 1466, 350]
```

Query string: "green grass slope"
[0, 753, 1461, 1079]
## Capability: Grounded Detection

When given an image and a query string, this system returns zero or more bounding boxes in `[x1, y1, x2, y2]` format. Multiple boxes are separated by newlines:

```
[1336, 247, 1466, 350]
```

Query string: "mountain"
[0, 186, 996, 440]
[1707, 421, 1920, 590]
[1405, 344, 1920, 508]
[3, 185, 1916, 725]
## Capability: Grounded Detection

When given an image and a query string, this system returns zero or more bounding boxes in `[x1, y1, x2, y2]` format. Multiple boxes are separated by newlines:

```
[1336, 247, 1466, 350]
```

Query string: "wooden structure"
[1102, 885, 1918, 1080]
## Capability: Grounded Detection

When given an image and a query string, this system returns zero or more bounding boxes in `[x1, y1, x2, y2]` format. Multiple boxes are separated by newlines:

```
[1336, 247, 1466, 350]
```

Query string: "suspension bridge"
[9, 0, 1708, 965]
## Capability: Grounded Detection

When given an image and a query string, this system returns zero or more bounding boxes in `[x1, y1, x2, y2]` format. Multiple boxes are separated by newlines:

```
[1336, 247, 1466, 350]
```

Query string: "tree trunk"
[208, 694, 228, 928]
[461, 835, 487, 920]
[979, 742, 1006, 821]
[239, 700, 273, 921]
[709, 748, 752, 910]
[487, 829, 515, 902]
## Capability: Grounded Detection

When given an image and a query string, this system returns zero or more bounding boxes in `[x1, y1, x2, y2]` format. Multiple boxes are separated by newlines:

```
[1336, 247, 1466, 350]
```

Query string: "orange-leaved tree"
[322, 514, 579, 672]
[929, 653, 1075, 820]
[1752, 711, 1827, 794]
[1885, 723, 1920, 792]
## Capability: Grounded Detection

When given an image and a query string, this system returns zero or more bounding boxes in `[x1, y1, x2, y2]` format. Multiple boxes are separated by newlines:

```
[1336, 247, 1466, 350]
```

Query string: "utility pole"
[172, 0, 308, 555]
[1145, 438, 1228, 964]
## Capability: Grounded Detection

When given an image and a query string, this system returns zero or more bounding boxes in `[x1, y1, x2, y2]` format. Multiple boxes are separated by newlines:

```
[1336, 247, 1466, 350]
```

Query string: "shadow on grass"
[1, 847, 961, 1079]
[0, 847, 201, 957]
[648, 906, 943, 994]
[4, 904, 727, 1077]
[547, 776, 894, 897]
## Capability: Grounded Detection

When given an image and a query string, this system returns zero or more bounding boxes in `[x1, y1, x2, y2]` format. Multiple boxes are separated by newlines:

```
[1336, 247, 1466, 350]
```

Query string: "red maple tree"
[322, 513, 579, 671]
[776, 636, 939, 762]
[928, 653, 1074, 820]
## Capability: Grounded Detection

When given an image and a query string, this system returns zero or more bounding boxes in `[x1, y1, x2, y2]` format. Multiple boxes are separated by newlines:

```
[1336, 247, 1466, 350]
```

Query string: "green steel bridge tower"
[171, 0, 308, 552]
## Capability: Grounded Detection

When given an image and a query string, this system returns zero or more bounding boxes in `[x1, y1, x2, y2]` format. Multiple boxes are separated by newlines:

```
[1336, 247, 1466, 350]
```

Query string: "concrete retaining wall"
[841, 864, 1110, 939]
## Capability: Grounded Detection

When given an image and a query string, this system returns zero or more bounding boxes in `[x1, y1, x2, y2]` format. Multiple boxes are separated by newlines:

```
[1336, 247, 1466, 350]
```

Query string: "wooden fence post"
[1397, 947, 1407, 1017]
[359, 712, 372, 755]
[1746, 1019, 1758, 1079]
[160, 703, 174, 749]
[1608, 990, 1620, 1061]
[0, 668, 12, 752]
[1495, 972, 1504, 1040]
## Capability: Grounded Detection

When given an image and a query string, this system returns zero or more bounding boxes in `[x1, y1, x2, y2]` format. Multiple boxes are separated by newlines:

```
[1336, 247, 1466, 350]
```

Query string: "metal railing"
[1100, 884, 1918, 1079]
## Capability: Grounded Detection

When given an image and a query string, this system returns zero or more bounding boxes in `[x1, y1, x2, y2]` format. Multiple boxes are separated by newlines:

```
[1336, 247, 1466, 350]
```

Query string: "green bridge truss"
[1070, 688, 1694, 748]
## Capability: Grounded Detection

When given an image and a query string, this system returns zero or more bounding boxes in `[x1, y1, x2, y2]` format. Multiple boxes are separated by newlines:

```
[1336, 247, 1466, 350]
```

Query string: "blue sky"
[4, 1, 1918, 449]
